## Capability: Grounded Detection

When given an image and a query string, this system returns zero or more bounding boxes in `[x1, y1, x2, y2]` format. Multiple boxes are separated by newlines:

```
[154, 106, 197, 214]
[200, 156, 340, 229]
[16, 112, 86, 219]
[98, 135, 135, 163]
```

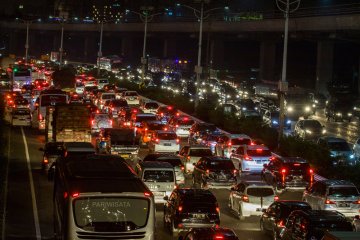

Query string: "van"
[135, 161, 176, 203]
[96, 78, 109, 89]
[52, 154, 156, 239]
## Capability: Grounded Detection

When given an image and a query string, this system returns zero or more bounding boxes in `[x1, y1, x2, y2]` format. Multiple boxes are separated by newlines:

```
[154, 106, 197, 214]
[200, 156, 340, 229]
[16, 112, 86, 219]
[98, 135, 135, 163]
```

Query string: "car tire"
[238, 206, 245, 220]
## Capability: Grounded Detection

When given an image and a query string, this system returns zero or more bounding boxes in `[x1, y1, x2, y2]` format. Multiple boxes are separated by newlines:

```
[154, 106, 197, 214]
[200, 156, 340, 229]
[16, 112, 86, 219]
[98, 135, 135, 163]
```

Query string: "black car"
[280, 210, 353, 240]
[325, 101, 353, 122]
[178, 227, 239, 240]
[164, 188, 220, 236]
[260, 201, 312, 239]
[262, 110, 291, 129]
[39, 142, 65, 174]
[262, 157, 314, 193]
[192, 156, 237, 189]
[189, 122, 218, 144]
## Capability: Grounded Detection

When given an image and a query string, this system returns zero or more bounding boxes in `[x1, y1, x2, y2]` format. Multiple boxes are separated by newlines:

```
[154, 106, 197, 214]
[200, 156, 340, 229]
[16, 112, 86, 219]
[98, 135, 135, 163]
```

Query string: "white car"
[142, 101, 159, 114]
[148, 130, 180, 154]
[91, 113, 113, 133]
[11, 108, 32, 127]
[228, 181, 278, 220]
[123, 91, 140, 105]
[75, 82, 85, 95]
[170, 116, 195, 138]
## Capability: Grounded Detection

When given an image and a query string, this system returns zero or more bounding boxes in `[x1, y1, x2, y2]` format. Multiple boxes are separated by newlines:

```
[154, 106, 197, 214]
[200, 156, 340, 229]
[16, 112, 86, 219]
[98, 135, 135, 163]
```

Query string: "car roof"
[177, 188, 217, 201]
[277, 200, 311, 207]
[297, 210, 347, 221]
[239, 180, 272, 187]
[246, 145, 269, 150]
[187, 145, 212, 149]
[139, 161, 173, 169]
[318, 179, 355, 187]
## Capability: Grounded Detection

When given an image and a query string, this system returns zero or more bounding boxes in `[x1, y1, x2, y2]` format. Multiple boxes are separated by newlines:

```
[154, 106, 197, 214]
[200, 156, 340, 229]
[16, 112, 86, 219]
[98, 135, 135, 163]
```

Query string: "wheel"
[238, 206, 245, 220]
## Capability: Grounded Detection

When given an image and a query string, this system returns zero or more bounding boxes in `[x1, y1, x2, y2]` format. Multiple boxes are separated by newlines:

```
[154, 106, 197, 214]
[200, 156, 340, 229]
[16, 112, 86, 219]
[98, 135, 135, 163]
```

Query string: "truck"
[45, 103, 92, 143]
[96, 128, 140, 160]
[285, 87, 314, 120]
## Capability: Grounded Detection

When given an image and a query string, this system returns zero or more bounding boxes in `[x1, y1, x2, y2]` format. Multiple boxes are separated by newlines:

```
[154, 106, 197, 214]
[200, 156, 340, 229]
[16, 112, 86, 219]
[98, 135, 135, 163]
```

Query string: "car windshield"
[231, 138, 251, 145]
[304, 120, 321, 128]
[328, 187, 359, 197]
[246, 187, 274, 197]
[158, 133, 177, 140]
[74, 197, 149, 231]
[143, 170, 174, 182]
[189, 148, 213, 157]
[328, 141, 351, 151]
[206, 160, 234, 170]
[145, 103, 159, 109]
[156, 158, 182, 167]
[247, 149, 271, 157]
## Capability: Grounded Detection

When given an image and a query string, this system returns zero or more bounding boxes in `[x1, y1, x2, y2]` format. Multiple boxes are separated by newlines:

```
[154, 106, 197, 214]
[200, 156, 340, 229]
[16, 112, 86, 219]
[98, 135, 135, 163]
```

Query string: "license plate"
[120, 154, 129, 158]
[153, 191, 165, 196]
[193, 213, 206, 219]
[164, 143, 171, 146]
[338, 203, 349, 208]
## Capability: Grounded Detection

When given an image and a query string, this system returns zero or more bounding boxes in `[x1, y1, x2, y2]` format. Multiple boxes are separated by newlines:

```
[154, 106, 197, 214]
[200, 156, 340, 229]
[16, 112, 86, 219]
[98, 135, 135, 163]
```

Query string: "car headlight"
[350, 154, 355, 159]
[312, 104, 316, 108]
[305, 129, 312, 134]
[272, 120, 278, 125]
[315, 100, 319, 104]
[305, 106, 311, 112]
[322, 129, 326, 134]
[336, 112, 342, 116]
[348, 113, 352, 116]
[242, 107, 247, 111]
[330, 153, 336, 157]
[287, 106, 293, 112]
[286, 120, 291, 124]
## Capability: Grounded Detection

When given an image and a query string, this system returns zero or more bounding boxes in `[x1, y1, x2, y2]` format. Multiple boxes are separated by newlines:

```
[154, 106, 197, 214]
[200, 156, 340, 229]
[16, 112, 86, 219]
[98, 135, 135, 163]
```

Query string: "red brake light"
[244, 155, 252, 161]
[144, 192, 152, 197]
[256, 148, 263, 152]
[281, 168, 286, 174]
[277, 220, 284, 227]
[91, 120, 94, 125]
[72, 193, 79, 198]
[274, 196, 279, 201]
[175, 124, 179, 128]
[63, 192, 68, 199]
[325, 199, 336, 204]
[38, 114, 43, 120]
[180, 166, 185, 171]
[184, 117, 188, 121]
[309, 168, 314, 174]
[43, 159, 49, 164]
[242, 195, 249, 202]
[178, 206, 183, 212]
[213, 235, 224, 240]
[176, 139, 180, 144]
[294, 163, 301, 166]
[167, 106, 173, 110]
[216, 206, 220, 213]
[269, 156, 276, 161]
[233, 169, 238, 175]
[228, 142, 232, 146]
[155, 138, 159, 143]
[250, 142, 256, 145]
[109, 120, 113, 125]
[352, 200, 360, 204]
[176, 112, 180, 116]
[206, 169, 210, 174]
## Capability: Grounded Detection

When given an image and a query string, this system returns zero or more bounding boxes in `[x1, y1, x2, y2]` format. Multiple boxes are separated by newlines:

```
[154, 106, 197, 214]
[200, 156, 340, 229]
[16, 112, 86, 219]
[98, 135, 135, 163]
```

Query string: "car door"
[164, 191, 177, 224]
[232, 183, 246, 212]
[262, 202, 277, 231]
[281, 214, 296, 240]
[193, 159, 205, 184]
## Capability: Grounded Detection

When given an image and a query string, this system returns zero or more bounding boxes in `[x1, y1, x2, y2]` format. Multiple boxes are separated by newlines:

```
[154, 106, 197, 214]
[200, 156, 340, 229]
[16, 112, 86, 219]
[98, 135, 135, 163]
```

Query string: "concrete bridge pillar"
[163, 39, 177, 59]
[316, 41, 334, 96]
[259, 41, 276, 81]
[210, 39, 224, 69]
[8, 32, 18, 55]
[83, 36, 97, 62]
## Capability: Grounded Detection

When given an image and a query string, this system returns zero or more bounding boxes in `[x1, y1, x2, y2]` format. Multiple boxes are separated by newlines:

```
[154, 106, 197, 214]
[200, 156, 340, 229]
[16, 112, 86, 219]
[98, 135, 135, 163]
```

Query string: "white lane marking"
[21, 127, 41, 240]
[2, 127, 11, 239]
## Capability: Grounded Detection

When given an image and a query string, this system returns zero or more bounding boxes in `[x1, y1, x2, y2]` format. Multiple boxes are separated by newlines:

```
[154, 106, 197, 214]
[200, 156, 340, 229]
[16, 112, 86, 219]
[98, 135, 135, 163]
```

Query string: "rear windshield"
[125, 92, 137, 96]
[136, 116, 157, 122]
[94, 115, 110, 121]
[183, 202, 217, 213]
[13, 109, 30, 115]
[158, 133, 177, 140]
[189, 148, 213, 157]
[145, 103, 159, 109]
[328, 187, 359, 197]
[74, 197, 150, 231]
[206, 160, 235, 170]
[247, 149, 271, 156]
[112, 100, 128, 107]
[246, 187, 274, 197]
[178, 119, 195, 125]
[98, 79, 108, 83]
[102, 94, 115, 100]
[328, 141, 351, 151]
[148, 123, 165, 130]
[143, 170, 174, 182]
[231, 138, 251, 145]
[157, 158, 182, 167]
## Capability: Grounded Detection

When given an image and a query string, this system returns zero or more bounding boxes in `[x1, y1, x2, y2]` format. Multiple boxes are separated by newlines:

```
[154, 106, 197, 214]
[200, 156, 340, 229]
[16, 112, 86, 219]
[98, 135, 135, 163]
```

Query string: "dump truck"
[45, 103, 92, 143]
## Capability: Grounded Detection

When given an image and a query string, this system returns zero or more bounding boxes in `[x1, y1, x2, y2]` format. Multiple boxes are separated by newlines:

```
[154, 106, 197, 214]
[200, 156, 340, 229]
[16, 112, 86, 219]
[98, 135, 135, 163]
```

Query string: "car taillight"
[43, 158, 49, 164]
[228, 142, 232, 146]
[155, 138, 159, 143]
[281, 168, 287, 174]
[243, 155, 252, 161]
[269, 156, 276, 161]
[277, 220, 285, 227]
[175, 124, 179, 128]
[242, 195, 249, 202]
[213, 234, 224, 240]
[144, 192, 152, 197]
[176, 139, 180, 144]
[274, 196, 279, 201]
[309, 168, 314, 174]
[281, 168, 287, 183]
[38, 114, 43, 120]
[91, 120, 94, 125]
[325, 199, 336, 204]
[109, 120, 113, 125]
[233, 169, 238, 175]
[72, 193, 79, 198]
[352, 200, 360, 204]
[216, 207, 220, 213]
[178, 206, 183, 212]
[206, 169, 210, 174]
[186, 156, 190, 161]
[294, 163, 301, 166]
[180, 166, 185, 171]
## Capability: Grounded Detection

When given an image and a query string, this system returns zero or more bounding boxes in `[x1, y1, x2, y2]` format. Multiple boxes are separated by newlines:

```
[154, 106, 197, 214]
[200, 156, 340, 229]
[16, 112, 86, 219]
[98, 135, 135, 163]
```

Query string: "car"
[262, 157, 315, 193]
[134, 161, 175, 203]
[147, 130, 180, 153]
[318, 137, 356, 165]
[13, 98, 30, 109]
[285, 93, 314, 120]
[131, 113, 157, 129]
[302, 180, 360, 218]
[262, 110, 291, 129]
[39, 142, 65, 175]
[10, 108, 32, 127]
[139, 120, 168, 145]
[142, 101, 159, 114]
[108, 99, 128, 118]
[157, 105, 180, 123]
[169, 116, 195, 138]
[97, 92, 116, 109]
[142, 153, 185, 184]
[353, 215, 360, 232]
[178, 145, 213, 173]
[177, 227, 239, 240]
[163, 188, 220, 236]
[69, 93, 83, 104]
[230, 144, 273, 173]
[325, 100, 353, 122]
[189, 122, 218, 144]
[192, 156, 237, 189]
[215, 134, 252, 158]
[236, 98, 257, 115]
[260, 201, 312, 239]
[122, 90, 140, 105]
[75, 81, 85, 95]
[280, 210, 353, 240]
[228, 181, 278, 220]
[90, 113, 113, 133]
[353, 138, 360, 161]
[200, 132, 228, 154]
[294, 119, 326, 141]
[96, 78, 109, 89]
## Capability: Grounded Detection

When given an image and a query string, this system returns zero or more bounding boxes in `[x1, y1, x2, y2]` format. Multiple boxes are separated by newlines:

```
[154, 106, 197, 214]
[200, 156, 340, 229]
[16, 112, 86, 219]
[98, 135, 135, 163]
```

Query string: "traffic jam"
[2, 61, 360, 240]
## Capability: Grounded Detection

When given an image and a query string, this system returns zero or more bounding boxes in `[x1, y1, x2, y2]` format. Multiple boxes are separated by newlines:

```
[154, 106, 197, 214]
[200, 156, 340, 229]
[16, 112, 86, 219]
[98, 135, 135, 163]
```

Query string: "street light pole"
[97, 21, 104, 76]
[276, 0, 301, 145]
[59, 23, 64, 69]
[141, 14, 148, 83]
[25, 21, 30, 63]
[194, 1, 204, 110]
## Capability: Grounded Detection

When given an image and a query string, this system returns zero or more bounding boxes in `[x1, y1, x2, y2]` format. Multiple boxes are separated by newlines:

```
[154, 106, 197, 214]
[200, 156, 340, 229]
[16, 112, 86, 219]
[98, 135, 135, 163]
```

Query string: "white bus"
[35, 89, 68, 130]
[11, 64, 32, 90]
[51, 155, 156, 240]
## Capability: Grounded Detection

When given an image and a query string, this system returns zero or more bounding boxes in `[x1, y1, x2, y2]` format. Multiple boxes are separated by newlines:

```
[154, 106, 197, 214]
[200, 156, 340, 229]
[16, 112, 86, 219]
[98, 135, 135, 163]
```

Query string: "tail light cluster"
[242, 195, 249, 202]
[243, 155, 252, 161]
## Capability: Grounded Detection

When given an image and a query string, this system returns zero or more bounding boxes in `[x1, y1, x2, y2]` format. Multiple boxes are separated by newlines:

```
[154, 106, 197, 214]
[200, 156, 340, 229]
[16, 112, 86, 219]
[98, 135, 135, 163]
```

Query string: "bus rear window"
[74, 197, 150, 232]
[40, 95, 67, 106]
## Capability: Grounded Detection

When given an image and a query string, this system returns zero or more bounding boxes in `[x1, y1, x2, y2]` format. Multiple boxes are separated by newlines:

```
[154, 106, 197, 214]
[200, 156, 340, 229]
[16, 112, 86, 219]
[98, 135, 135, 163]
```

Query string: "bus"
[35, 89, 68, 130]
[51, 154, 156, 240]
[10, 64, 32, 90]
[97, 55, 123, 73]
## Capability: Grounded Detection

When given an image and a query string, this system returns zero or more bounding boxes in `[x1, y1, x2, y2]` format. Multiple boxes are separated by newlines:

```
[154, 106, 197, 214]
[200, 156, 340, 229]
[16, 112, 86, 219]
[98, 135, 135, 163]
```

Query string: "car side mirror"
[163, 195, 169, 201]
[38, 147, 44, 151]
